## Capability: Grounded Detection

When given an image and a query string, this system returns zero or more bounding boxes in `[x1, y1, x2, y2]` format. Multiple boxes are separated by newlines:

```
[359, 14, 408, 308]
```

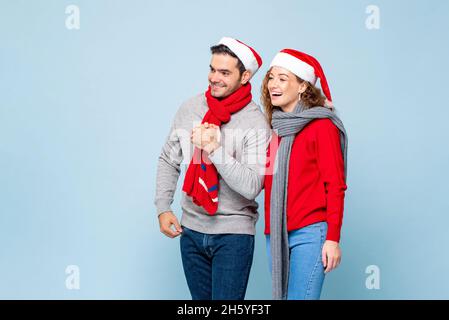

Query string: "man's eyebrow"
[209, 65, 231, 73]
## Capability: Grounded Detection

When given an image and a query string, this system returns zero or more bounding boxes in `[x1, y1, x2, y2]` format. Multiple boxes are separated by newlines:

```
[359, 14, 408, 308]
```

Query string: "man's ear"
[240, 70, 252, 85]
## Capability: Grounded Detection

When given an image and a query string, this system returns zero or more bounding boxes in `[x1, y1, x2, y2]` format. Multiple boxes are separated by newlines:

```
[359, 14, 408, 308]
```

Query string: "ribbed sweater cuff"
[326, 223, 341, 242]
[155, 199, 173, 216]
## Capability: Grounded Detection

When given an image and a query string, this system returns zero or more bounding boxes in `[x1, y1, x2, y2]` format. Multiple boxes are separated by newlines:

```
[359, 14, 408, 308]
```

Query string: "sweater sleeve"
[315, 119, 347, 242]
[154, 108, 184, 216]
[208, 125, 271, 200]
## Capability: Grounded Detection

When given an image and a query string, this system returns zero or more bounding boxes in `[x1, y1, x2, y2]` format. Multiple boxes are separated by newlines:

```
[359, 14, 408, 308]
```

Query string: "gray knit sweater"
[155, 93, 271, 235]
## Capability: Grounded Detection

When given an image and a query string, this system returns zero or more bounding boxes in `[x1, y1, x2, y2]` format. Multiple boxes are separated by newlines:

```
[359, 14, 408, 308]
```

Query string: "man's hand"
[324, 99, 334, 110]
[158, 211, 183, 238]
[322, 240, 341, 273]
[191, 122, 221, 154]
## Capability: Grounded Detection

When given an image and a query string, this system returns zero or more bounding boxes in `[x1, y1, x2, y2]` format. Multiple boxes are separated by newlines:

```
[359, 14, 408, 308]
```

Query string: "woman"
[262, 49, 348, 300]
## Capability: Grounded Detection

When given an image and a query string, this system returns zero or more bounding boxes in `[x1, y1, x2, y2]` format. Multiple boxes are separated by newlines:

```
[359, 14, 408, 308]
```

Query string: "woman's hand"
[322, 240, 341, 273]
[191, 122, 221, 154]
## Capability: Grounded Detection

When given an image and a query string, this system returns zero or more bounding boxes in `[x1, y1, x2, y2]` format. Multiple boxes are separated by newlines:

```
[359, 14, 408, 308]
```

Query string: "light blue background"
[1, 0, 448, 299]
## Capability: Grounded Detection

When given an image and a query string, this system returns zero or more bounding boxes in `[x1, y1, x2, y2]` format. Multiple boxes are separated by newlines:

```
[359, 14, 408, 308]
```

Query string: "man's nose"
[209, 73, 221, 83]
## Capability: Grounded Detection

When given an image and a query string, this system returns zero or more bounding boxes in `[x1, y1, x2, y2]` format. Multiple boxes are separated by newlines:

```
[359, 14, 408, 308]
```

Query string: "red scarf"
[182, 83, 252, 214]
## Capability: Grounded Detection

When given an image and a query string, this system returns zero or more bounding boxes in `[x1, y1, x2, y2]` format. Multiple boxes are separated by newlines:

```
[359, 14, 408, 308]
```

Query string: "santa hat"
[269, 49, 333, 107]
[218, 37, 262, 78]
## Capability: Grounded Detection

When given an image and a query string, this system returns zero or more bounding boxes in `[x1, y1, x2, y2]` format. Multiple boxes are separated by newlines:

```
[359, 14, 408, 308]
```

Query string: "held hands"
[158, 211, 183, 238]
[322, 240, 342, 273]
[191, 122, 221, 154]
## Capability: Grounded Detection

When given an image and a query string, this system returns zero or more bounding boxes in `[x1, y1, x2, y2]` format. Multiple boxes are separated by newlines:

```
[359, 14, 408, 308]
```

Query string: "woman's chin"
[270, 100, 282, 107]
[271, 102, 288, 109]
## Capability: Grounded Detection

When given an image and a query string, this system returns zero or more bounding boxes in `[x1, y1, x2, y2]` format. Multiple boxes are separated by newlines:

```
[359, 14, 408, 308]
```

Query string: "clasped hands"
[191, 122, 221, 154]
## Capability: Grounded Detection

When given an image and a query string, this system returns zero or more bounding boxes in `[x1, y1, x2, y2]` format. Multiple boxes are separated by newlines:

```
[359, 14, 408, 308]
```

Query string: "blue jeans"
[266, 221, 327, 300]
[180, 226, 254, 300]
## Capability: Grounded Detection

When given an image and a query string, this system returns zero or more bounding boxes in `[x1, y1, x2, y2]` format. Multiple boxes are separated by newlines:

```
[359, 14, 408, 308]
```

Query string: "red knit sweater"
[264, 118, 347, 242]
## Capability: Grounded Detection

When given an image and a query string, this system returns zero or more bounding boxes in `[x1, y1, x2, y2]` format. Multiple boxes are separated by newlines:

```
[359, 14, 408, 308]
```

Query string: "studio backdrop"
[1, 0, 448, 299]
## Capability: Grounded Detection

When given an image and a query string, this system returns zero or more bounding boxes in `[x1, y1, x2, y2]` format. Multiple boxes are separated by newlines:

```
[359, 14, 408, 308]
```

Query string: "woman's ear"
[298, 82, 307, 94]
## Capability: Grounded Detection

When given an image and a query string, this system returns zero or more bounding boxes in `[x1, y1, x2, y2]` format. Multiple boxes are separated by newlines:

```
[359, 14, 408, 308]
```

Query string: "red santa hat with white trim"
[218, 37, 263, 79]
[269, 49, 333, 107]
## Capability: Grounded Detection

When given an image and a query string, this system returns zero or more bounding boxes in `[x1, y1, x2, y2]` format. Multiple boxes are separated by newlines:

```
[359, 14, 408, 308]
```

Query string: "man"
[155, 37, 270, 300]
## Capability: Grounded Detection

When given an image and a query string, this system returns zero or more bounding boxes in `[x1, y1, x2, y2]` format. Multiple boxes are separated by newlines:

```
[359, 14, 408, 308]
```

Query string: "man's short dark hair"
[210, 44, 246, 76]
